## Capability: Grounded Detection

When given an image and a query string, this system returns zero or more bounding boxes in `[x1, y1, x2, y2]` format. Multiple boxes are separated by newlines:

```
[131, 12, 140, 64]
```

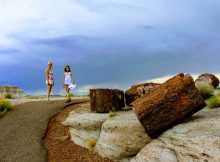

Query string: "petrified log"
[195, 73, 219, 88]
[131, 73, 206, 138]
[125, 83, 161, 106]
[90, 88, 125, 113]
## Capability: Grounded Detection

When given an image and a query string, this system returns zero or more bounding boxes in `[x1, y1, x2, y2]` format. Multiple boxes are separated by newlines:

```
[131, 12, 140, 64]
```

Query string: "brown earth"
[44, 101, 112, 162]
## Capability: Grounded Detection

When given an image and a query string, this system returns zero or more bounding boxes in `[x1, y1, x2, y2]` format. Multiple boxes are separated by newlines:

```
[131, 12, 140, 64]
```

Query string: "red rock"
[125, 83, 161, 106]
[131, 73, 206, 138]
[90, 89, 125, 113]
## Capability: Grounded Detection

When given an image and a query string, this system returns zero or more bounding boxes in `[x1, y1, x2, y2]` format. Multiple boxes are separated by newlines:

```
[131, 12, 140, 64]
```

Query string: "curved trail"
[0, 98, 89, 162]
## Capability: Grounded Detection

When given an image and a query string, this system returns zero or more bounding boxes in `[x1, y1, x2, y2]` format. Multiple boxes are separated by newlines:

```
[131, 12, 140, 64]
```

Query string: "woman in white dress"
[45, 61, 54, 103]
[62, 65, 74, 103]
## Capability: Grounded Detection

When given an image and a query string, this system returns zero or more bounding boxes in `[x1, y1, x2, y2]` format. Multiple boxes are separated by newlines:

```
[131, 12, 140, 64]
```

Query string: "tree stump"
[131, 73, 206, 138]
[90, 89, 125, 113]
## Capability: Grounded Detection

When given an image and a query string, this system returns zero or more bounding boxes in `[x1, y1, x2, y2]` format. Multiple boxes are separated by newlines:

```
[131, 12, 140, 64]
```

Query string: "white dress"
[64, 72, 72, 85]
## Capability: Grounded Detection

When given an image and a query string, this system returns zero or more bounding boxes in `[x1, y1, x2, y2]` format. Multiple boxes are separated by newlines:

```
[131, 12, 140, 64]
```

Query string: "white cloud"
[0, 0, 101, 40]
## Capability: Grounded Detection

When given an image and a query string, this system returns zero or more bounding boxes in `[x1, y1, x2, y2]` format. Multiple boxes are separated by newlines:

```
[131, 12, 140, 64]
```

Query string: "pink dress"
[46, 69, 54, 85]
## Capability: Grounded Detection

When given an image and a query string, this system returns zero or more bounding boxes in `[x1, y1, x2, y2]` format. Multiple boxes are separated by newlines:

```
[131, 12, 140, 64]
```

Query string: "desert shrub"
[65, 93, 74, 98]
[205, 96, 220, 109]
[0, 99, 12, 117]
[27, 96, 44, 99]
[4, 93, 13, 99]
[70, 93, 74, 97]
[213, 89, 220, 96]
[112, 107, 117, 112]
[87, 139, 96, 149]
[0, 108, 8, 117]
[108, 111, 116, 117]
[195, 83, 214, 98]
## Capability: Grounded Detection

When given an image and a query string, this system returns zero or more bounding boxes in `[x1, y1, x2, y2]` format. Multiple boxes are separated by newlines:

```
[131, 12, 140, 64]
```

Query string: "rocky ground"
[63, 106, 220, 162]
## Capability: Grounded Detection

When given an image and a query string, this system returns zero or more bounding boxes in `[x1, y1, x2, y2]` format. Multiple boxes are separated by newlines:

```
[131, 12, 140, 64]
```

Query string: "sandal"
[47, 100, 52, 104]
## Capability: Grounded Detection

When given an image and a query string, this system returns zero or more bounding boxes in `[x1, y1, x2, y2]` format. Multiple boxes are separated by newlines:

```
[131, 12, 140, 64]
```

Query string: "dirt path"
[44, 102, 112, 162]
[0, 98, 89, 162]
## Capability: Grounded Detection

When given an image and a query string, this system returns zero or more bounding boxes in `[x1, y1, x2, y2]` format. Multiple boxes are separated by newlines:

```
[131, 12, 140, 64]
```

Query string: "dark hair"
[64, 65, 71, 72]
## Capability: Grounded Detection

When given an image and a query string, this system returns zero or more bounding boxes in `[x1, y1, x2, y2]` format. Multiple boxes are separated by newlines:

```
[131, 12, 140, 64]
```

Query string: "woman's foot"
[65, 99, 71, 103]
[47, 100, 52, 104]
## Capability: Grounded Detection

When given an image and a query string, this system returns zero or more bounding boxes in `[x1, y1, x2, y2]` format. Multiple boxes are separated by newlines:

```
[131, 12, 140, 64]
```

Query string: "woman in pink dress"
[45, 61, 54, 103]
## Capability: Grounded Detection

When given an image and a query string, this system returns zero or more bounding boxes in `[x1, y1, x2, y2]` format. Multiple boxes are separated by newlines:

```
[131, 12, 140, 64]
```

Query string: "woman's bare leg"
[47, 85, 52, 102]
[66, 85, 70, 99]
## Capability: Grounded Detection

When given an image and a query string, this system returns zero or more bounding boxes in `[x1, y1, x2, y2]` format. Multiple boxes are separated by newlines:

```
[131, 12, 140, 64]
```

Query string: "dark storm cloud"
[1, 0, 220, 94]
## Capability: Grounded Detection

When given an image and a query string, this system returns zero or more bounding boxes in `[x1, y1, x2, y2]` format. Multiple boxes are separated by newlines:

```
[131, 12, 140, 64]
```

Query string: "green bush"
[205, 96, 220, 109]
[0, 99, 12, 117]
[4, 93, 13, 99]
[195, 83, 214, 98]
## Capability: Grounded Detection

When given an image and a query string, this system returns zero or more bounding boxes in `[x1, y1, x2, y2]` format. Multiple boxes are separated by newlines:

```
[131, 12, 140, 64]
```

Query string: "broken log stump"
[131, 73, 206, 138]
[90, 88, 125, 113]
[125, 83, 161, 106]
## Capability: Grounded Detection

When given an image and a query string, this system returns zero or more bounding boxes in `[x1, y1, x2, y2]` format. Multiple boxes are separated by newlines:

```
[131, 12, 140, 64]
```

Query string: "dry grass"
[205, 96, 220, 109]
[87, 139, 96, 150]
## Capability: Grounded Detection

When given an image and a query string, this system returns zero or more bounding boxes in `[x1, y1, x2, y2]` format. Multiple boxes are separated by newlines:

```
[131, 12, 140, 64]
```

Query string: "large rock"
[90, 88, 125, 113]
[131, 108, 220, 162]
[62, 111, 109, 148]
[95, 110, 151, 161]
[125, 83, 161, 106]
[195, 73, 219, 88]
[132, 73, 206, 138]
[63, 109, 151, 161]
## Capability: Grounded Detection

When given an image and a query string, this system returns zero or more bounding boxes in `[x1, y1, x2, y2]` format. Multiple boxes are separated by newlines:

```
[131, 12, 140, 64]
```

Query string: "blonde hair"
[48, 61, 53, 65]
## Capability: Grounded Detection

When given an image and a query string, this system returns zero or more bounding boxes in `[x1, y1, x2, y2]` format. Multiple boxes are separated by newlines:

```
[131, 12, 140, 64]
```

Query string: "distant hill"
[0, 86, 24, 98]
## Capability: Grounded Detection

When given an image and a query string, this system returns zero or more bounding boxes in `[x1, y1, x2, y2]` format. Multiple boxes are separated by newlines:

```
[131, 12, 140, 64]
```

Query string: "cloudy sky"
[0, 0, 220, 95]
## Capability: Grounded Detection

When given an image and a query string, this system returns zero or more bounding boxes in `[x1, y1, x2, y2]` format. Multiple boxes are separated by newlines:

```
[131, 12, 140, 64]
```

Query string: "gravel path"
[0, 98, 89, 162]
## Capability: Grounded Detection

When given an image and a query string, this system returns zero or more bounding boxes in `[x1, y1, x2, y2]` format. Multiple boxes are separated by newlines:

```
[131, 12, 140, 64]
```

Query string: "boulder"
[95, 110, 151, 160]
[131, 108, 220, 162]
[0, 86, 24, 98]
[62, 111, 109, 149]
[90, 88, 125, 113]
[195, 73, 219, 88]
[125, 83, 161, 106]
[63, 109, 151, 161]
[131, 73, 206, 138]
